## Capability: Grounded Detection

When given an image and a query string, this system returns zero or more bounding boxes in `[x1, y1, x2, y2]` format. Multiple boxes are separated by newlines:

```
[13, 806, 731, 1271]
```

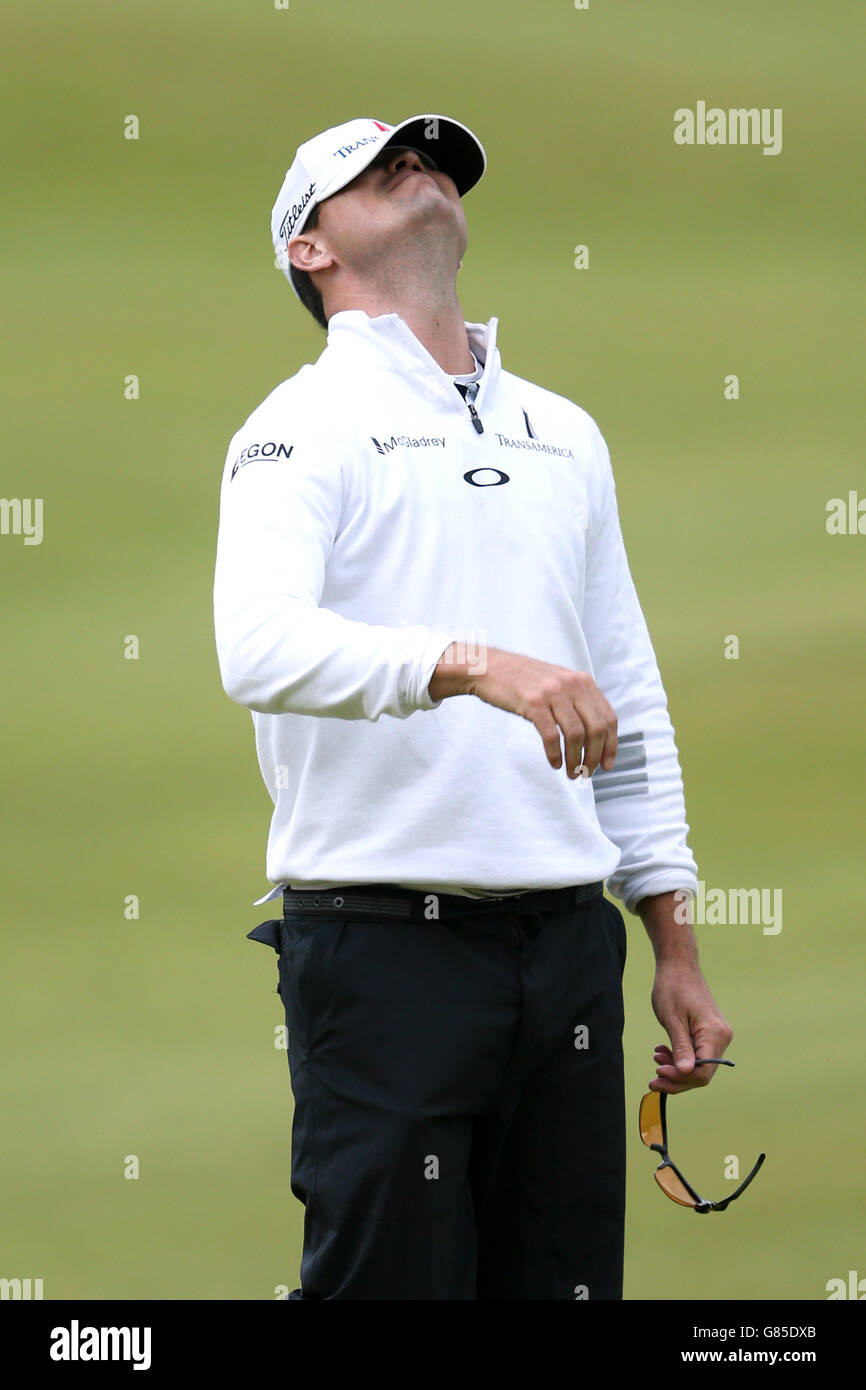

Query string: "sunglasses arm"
[700, 1152, 767, 1213]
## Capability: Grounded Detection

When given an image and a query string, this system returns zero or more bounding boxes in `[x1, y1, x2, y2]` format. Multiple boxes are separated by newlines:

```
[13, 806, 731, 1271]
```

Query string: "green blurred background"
[2, 0, 863, 1300]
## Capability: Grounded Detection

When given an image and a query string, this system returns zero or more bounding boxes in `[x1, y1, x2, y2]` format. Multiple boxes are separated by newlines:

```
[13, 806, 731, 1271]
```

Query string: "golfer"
[213, 113, 732, 1300]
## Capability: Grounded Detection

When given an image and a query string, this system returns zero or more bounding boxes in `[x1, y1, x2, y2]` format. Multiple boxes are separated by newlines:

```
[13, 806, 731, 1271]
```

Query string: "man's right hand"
[428, 643, 618, 779]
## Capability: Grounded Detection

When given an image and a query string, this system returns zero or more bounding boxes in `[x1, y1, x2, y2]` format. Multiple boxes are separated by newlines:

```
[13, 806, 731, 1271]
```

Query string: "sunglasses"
[639, 1059, 766, 1213]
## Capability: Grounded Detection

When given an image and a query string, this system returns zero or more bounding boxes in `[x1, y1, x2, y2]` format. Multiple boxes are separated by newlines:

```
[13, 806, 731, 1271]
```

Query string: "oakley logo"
[463, 468, 510, 487]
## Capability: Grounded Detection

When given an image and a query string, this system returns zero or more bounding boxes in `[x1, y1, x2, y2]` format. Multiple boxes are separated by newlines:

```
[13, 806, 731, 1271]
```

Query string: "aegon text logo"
[231, 441, 293, 481]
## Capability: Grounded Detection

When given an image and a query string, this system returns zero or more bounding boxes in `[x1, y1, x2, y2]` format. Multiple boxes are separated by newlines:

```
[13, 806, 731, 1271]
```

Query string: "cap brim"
[310, 114, 486, 210]
[379, 115, 486, 197]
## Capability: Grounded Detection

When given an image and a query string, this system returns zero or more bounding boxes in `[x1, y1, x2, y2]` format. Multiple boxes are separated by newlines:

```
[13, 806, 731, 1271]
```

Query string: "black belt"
[282, 880, 604, 922]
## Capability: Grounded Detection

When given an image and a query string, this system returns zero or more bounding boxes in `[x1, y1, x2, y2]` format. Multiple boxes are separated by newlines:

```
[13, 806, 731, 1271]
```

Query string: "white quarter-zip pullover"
[213, 310, 699, 912]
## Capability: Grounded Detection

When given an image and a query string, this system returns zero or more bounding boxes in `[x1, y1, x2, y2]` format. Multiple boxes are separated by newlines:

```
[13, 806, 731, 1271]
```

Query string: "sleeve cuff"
[411, 632, 462, 711]
[618, 871, 700, 917]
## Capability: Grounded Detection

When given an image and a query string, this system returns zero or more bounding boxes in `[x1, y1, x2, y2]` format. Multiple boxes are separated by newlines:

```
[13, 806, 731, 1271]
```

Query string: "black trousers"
[248, 886, 627, 1300]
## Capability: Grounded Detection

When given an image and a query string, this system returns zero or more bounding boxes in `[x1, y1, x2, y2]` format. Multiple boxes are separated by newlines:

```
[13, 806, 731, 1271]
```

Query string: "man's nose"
[387, 147, 428, 176]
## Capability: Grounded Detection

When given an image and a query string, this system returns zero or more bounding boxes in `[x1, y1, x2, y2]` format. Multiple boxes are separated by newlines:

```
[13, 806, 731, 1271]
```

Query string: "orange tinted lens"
[639, 1092, 663, 1147]
[654, 1165, 697, 1207]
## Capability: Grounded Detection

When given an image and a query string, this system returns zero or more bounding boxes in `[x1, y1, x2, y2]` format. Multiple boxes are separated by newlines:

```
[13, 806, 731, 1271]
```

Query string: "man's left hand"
[636, 890, 734, 1095]
[649, 960, 733, 1094]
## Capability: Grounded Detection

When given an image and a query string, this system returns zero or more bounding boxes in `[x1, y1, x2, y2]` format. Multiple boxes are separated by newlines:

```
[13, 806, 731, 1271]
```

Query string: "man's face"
[293, 143, 468, 284]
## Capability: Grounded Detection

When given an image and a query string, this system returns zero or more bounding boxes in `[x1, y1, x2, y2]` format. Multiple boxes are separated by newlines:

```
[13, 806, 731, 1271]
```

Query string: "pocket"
[247, 916, 285, 997]
[277, 917, 320, 1056]
[603, 897, 627, 973]
[246, 917, 283, 951]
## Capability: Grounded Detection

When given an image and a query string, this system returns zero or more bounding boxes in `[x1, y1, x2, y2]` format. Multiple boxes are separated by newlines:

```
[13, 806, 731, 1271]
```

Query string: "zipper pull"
[455, 378, 484, 433]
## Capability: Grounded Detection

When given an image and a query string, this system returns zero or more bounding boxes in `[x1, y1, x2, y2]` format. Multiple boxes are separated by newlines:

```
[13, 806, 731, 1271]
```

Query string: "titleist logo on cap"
[279, 181, 316, 242]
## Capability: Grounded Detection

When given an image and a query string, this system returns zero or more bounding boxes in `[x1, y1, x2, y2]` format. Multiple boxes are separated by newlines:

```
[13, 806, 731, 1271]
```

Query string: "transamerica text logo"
[494, 433, 574, 458]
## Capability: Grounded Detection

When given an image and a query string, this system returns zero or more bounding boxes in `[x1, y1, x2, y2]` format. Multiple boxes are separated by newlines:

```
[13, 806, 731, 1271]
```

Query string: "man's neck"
[328, 285, 475, 375]
[389, 302, 475, 376]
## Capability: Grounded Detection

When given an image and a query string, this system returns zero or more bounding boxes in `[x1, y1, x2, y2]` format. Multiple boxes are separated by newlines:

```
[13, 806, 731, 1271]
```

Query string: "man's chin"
[390, 171, 438, 194]
[398, 188, 462, 231]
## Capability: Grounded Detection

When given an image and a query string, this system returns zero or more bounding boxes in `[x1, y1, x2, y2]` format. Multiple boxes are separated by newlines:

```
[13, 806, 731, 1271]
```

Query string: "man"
[213, 114, 732, 1300]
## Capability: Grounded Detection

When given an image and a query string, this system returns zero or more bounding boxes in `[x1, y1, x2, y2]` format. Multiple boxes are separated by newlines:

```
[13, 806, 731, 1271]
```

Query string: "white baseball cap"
[270, 114, 487, 300]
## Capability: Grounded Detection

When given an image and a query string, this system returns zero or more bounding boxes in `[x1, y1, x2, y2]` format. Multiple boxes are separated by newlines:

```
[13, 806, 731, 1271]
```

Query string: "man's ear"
[288, 231, 334, 276]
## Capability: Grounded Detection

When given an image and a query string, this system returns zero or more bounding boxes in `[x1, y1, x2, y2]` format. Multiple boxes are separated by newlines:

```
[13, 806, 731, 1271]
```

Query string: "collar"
[324, 309, 500, 416]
